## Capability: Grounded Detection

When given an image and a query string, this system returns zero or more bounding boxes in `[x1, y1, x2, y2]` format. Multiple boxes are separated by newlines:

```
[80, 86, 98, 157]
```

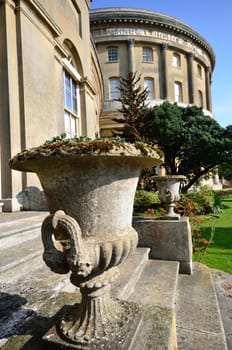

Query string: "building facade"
[90, 8, 215, 137]
[0, 4, 217, 211]
[0, 0, 103, 211]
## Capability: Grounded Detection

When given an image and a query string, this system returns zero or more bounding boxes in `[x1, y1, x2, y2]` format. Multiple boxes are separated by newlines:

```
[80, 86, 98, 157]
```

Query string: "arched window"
[143, 47, 153, 62]
[109, 78, 120, 99]
[174, 81, 183, 102]
[172, 53, 181, 68]
[144, 78, 154, 100]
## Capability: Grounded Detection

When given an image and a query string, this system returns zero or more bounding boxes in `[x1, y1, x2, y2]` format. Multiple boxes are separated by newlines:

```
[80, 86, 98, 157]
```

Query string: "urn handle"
[41, 210, 94, 277]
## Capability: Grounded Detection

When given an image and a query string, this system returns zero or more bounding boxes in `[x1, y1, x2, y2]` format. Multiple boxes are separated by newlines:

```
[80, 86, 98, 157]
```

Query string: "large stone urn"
[153, 175, 186, 220]
[10, 140, 162, 348]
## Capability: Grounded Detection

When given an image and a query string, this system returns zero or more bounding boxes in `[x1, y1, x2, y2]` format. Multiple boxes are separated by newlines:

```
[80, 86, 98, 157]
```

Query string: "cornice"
[90, 7, 215, 69]
[14, 0, 62, 37]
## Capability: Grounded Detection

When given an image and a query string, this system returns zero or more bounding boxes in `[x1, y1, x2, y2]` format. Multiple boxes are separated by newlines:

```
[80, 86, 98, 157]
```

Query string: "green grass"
[193, 197, 232, 274]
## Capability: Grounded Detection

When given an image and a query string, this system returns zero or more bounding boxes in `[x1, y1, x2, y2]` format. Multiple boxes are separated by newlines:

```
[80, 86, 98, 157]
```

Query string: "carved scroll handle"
[41, 210, 94, 277]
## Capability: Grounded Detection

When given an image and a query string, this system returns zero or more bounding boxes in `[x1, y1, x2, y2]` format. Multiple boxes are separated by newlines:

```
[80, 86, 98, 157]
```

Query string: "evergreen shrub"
[133, 190, 160, 214]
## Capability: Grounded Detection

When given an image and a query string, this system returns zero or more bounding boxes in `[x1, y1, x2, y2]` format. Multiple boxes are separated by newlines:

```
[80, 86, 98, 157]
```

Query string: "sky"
[90, 0, 232, 128]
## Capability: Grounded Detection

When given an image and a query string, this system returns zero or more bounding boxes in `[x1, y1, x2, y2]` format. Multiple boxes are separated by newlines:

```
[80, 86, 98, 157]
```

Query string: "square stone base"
[133, 216, 192, 274]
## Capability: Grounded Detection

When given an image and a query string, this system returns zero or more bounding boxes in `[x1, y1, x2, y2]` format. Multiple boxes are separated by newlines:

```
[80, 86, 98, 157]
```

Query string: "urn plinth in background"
[153, 175, 186, 220]
[10, 140, 162, 347]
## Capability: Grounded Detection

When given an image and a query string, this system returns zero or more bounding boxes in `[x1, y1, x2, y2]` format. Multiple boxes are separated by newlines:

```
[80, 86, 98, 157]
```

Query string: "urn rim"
[10, 140, 163, 172]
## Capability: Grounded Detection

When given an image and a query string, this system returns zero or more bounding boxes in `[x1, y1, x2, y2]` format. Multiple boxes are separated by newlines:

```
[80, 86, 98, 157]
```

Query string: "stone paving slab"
[0, 212, 48, 238]
[130, 260, 179, 309]
[176, 263, 228, 350]
[0, 211, 47, 224]
[0, 249, 178, 350]
[129, 260, 179, 350]
[212, 269, 232, 350]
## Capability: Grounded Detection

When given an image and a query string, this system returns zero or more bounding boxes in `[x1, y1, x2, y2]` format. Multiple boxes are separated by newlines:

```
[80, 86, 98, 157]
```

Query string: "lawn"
[193, 197, 232, 274]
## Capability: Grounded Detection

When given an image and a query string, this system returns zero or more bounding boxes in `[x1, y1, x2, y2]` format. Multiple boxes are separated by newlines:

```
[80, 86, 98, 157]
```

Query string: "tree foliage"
[113, 72, 148, 142]
[113, 72, 232, 191]
[143, 102, 232, 191]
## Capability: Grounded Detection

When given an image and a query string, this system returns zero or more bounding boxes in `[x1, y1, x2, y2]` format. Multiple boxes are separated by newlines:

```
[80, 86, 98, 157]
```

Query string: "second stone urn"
[154, 175, 186, 220]
[10, 140, 162, 348]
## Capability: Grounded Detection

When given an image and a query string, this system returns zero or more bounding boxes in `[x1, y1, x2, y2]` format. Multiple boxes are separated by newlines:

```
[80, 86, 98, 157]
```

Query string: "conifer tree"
[113, 72, 148, 143]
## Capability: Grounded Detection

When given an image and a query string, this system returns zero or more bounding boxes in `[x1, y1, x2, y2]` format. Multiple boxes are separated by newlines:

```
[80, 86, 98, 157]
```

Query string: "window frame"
[62, 57, 81, 138]
[172, 53, 181, 68]
[174, 81, 183, 102]
[198, 90, 203, 107]
[142, 47, 153, 63]
[109, 77, 121, 100]
[144, 78, 154, 100]
[197, 63, 202, 78]
[107, 47, 119, 62]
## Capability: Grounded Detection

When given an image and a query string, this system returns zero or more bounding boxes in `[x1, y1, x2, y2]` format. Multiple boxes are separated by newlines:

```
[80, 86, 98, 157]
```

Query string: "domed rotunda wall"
[90, 7, 215, 137]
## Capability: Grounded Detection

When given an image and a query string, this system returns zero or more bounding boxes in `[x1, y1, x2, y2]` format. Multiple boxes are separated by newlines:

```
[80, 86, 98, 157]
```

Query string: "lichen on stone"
[9, 139, 163, 167]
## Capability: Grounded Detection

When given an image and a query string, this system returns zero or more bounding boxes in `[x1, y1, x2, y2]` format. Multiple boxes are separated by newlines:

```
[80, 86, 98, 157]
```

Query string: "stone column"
[187, 53, 194, 104]
[0, 0, 23, 211]
[160, 43, 169, 99]
[205, 66, 212, 111]
[127, 39, 135, 73]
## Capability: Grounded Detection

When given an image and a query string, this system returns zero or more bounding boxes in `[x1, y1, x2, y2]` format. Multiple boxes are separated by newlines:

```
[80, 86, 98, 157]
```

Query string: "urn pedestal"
[10, 141, 162, 348]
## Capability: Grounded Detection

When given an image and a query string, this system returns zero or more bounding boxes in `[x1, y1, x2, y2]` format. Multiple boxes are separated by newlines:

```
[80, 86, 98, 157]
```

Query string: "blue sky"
[90, 0, 232, 128]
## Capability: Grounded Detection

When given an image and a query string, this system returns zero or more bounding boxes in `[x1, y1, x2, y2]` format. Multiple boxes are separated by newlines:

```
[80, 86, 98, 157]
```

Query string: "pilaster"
[160, 43, 169, 99]
[187, 53, 194, 104]
[205, 66, 212, 111]
[127, 39, 135, 73]
[0, 0, 23, 211]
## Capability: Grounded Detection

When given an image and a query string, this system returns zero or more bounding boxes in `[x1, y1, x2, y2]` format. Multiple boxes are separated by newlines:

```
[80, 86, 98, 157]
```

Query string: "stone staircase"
[0, 213, 229, 350]
[0, 212, 47, 283]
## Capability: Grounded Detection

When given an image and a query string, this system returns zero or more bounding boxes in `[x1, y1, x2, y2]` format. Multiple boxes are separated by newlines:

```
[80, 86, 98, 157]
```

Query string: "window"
[197, 64, 202, 78]
[64, 71, 79, 138]
[198, 90, 203, 107]
[174, 82, 183, 102]
[108, 48, 118, 62]
[172, 53, 181, 68]
[144, 78, 154, 100]
[109, 78, 120, 99]
[143, 47, 153, 62]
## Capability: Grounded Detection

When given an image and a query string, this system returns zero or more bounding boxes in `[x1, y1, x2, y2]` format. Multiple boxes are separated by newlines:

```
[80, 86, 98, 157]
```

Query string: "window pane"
[71, 80, 77, 113]
[173, 54, 180, 67]
[144, 79, 154, 100]
[64, 112, 77, 138]
[64, 70, 79, 137]
[174, 82, 182, 102]
[109, 78, 120, 99]
[65, 91, 72, 110]
[65, 72, 71, 90]
[64, 112, 71, 138]
[143, 48, 152, 62]
[72, 96, 78, 114]
[198, 90, 203, 107]
[108, 48, 118, 62]
[72, 80, 77, 97]
[70, 116, 76, 135]
[64, 71, 78, 113]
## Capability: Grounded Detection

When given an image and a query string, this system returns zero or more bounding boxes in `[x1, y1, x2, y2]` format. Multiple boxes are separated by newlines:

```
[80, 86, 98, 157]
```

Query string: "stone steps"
[0, 212, 229, 350]
[176, 263, 228, 350]
[0, 212, 47, 284]
[129, 259, 179, 350]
